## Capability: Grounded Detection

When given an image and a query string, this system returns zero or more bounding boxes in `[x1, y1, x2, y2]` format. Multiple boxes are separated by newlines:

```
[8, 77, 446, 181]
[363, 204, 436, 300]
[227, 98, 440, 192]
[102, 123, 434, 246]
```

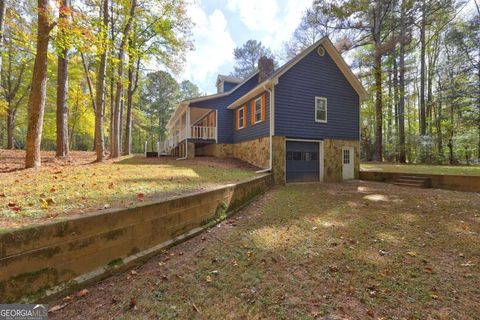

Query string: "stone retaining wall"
[360, 171, 480, 192]
[0, 174, 274, 303]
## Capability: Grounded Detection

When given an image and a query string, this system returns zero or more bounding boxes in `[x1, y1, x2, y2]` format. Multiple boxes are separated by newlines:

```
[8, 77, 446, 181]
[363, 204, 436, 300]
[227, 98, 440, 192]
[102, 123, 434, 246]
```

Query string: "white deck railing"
[191, 126, 216, 140]
[158, 126, 217, 155]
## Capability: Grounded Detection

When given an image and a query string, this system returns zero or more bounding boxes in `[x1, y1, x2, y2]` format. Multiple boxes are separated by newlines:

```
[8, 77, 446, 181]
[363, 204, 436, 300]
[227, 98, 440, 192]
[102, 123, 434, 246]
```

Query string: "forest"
[0, 0, 478, 168]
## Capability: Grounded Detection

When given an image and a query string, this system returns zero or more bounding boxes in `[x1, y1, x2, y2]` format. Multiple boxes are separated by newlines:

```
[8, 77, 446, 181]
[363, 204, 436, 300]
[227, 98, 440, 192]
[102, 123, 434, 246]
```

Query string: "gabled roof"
[216, 74, 243, 85]
[227, 36, 368, 109]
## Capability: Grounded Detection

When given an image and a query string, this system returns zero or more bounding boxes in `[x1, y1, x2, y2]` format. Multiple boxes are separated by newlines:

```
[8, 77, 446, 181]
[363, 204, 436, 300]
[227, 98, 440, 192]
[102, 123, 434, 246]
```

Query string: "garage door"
[286, 141, 320, 183]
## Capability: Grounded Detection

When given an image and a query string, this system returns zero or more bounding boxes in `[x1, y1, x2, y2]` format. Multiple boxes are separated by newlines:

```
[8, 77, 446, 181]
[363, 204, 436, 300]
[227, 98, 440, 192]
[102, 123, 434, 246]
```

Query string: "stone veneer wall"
[323, 139, 360, 182]
[272, 136, 286, 184]
[196, 144, 234, 158]
[232, 137, 269, 169]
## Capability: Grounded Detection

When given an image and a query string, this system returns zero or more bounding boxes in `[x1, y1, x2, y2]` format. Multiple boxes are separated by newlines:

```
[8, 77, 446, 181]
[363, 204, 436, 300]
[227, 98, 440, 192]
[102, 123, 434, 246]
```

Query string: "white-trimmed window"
[237, 106, 245, 129]
[254, 97, 262, 123]
[315, 97, 327, 123]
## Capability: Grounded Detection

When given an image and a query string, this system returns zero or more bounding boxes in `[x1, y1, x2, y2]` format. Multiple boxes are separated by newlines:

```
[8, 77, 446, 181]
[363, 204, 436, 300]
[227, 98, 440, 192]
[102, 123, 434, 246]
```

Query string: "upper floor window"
[236, 106, 245, 130]
[315, 97, 327, 123]
[254, 97, 262, 123]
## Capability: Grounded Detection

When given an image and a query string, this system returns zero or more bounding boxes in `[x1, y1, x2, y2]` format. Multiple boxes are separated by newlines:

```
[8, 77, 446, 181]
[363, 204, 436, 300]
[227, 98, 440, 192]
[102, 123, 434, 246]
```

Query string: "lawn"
[49, 181, 480, 319]
[361, 162, 480, 176]
[0, 150, 257, 231]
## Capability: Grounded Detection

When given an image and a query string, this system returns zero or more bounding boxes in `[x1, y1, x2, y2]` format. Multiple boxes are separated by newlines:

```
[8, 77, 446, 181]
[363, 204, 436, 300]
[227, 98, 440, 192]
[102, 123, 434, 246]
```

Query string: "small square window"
[315, 97, 327, 123]
[343, 149, 350, 164]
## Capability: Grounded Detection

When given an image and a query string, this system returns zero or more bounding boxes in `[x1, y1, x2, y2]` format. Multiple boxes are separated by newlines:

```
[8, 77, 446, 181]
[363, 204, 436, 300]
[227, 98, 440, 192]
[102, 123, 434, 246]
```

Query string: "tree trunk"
[398, 0, 406, 163]
[124, 63, 134, 155]
[0, 0, 6, 75]
[111, 0, 137, 158]
[25, 0, 52, 168]
[94, 0, 108, 162]
[374, 52, 383, 161]
[56, 0, 70, 158]
[7, 107, 15, 149]
[419, 1, 426, 136]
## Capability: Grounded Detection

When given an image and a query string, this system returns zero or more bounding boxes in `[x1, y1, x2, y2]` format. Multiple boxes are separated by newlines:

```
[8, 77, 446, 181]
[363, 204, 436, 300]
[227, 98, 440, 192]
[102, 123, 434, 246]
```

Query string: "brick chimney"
[258, 56, 274, 83]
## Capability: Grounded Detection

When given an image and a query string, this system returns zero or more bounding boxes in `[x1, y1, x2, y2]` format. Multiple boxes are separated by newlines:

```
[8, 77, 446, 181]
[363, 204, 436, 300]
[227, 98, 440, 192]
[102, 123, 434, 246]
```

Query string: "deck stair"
[393, 175, 431, 188]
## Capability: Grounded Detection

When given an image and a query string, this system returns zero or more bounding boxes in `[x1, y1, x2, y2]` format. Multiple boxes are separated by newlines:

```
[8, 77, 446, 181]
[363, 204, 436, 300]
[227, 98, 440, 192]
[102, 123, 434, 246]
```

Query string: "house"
[164, 37, 368, 184]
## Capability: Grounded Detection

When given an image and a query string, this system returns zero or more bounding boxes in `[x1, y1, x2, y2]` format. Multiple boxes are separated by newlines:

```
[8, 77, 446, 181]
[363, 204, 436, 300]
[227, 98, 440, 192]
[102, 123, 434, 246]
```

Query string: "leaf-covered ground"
[361, 162, 480, 176]
[0, 150, 257, 231]
[49, 181, 480, 319]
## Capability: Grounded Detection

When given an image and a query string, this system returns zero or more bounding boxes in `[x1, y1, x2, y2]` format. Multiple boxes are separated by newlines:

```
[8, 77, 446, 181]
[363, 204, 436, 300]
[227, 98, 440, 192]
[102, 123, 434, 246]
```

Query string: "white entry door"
[342, 147, 354, 180]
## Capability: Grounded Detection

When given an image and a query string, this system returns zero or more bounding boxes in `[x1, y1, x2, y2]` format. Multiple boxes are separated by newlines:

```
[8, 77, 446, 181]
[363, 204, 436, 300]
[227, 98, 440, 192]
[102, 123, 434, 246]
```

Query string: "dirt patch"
[48, 181, 480, 319]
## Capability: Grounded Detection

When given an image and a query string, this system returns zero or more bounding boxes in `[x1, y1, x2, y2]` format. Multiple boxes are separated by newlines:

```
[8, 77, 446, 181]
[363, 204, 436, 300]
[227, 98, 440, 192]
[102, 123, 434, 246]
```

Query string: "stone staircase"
[393, 175, 431, 188]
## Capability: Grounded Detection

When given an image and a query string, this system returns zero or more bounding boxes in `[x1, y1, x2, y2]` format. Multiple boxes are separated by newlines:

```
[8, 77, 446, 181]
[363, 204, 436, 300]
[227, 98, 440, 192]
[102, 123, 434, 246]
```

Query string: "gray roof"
[216, 74, 243, 84]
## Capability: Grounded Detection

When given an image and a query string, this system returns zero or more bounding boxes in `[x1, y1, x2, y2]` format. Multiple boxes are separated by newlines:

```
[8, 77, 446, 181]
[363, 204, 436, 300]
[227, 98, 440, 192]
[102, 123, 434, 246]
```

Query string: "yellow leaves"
[406, 251, 417, 257]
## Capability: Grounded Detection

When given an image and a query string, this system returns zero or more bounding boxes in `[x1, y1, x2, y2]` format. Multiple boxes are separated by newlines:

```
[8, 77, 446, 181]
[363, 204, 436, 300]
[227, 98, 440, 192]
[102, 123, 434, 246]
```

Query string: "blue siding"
[223, 81, 238, 92]
[233, 92, 270, 143]
[190, 73, 259, 143]
[274, 46, 360, 140]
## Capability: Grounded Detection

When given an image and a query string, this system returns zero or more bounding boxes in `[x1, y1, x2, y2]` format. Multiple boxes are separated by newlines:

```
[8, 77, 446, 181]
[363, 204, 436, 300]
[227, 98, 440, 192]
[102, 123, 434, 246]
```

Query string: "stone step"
[394, 175, 431, 188]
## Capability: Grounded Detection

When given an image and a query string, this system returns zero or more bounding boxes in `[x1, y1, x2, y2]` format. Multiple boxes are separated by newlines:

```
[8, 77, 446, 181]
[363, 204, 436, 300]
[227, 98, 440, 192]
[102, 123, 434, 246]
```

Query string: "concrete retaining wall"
[360, 171, 480, 192]
[0, 174, 274, 303]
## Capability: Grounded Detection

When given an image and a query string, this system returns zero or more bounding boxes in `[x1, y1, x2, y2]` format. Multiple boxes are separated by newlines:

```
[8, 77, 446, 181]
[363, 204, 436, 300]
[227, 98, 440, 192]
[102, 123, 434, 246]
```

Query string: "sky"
[177, 0, 312, 94]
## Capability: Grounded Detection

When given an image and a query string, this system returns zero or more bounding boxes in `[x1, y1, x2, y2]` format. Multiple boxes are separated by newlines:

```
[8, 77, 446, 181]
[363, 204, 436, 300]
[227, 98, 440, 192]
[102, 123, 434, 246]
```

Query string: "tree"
[141, 71, 179, 144]
[25, 0, 54, 168]
[55, 0, 70, 158]
[110, 0, 137, 158]
[0, 0, 6, 75]
[179, 80, 201, 100]
[94, 0, 109, 162]
[232, 40, 274, 78]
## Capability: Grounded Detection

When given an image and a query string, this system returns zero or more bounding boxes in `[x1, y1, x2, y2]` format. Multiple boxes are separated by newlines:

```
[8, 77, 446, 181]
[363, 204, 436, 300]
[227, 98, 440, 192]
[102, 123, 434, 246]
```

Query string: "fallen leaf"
[48, 304, 66, 313]
[424, 267, 434, 274]
[108, 182, 114, 189]
[136, 193, 145, 202]
[431, 294, 439, 300]
[77, 289, 89, 297]
[50, 187, 56, 193]
[129, 298, 137, 310]
[206, 275, 212, 283]
[7, 202, 16, 207]
[366, 309, 375, 317]
[0, 193, 6, 197]
[406, 251, 417, 257]
[131, 270, 138, 275]
[461, 261, 475, 267]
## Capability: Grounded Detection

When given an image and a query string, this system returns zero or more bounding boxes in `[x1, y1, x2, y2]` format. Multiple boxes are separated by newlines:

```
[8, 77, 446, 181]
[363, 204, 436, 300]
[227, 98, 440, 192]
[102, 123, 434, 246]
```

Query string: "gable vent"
[317, 46, 325, 57]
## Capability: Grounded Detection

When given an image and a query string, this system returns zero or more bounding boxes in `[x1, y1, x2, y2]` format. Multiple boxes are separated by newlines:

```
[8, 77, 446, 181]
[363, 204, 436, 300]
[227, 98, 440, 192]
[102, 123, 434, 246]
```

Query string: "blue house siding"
[274, 46, 360, 140]
[189, 73, 259, 143]
[233, 92, 270, 143]
[223, 81, 238, 92]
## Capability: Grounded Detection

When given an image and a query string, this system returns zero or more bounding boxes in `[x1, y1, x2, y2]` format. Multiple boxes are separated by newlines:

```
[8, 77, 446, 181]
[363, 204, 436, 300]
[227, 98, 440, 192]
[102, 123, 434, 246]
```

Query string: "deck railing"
[191, 126, 216, 140]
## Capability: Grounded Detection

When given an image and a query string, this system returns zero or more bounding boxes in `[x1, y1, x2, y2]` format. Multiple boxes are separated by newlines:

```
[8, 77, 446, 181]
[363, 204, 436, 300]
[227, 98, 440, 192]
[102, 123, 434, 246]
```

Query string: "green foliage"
[232, 40, 275, 78]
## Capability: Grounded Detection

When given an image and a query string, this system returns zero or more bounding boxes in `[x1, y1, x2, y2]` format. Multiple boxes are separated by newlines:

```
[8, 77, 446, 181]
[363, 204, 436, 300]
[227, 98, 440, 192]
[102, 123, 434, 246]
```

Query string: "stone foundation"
[233, 137, 269, 169]
[196, 144, 233, 158]
[323, 139, 360, 182]
[272, 136, 286, 184]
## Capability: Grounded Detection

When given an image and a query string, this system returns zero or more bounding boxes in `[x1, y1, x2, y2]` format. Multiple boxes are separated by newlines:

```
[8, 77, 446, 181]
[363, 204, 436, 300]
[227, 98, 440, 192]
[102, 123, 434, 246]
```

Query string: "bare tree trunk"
[372, 0, 384, 162]
[124, 63, 134, 155]
[7, 108, 15, 149]
[111, 0, 137, 158]
[419, 1, 426, 136]
[94, 0, 108, 162]
[0, 0, 6, 75]
[25, 0, 52, 168]
[398, 0, 406, 163]
[56, 0, 70, 158]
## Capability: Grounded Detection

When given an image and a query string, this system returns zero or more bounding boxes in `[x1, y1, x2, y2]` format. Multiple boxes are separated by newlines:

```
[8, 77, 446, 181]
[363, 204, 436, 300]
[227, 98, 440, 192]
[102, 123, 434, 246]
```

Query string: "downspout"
[256, 84, 274, 173]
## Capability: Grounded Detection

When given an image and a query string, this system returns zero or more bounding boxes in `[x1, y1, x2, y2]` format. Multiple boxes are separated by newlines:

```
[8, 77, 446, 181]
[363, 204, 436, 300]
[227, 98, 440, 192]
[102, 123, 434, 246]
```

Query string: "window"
[237, 106, 245, 130]
[286, 151, 318, 161]
[315, 97, 327, 123]
[343, 149, 350, 164]
[254, 97, 262, 123]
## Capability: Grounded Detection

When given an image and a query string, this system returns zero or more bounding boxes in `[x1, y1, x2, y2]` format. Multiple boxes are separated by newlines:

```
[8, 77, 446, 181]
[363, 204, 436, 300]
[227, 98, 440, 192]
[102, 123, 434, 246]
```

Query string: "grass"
[50, 181, 480, 319]
[361, 162, 480, 176]
[0, 151, 257, 230]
